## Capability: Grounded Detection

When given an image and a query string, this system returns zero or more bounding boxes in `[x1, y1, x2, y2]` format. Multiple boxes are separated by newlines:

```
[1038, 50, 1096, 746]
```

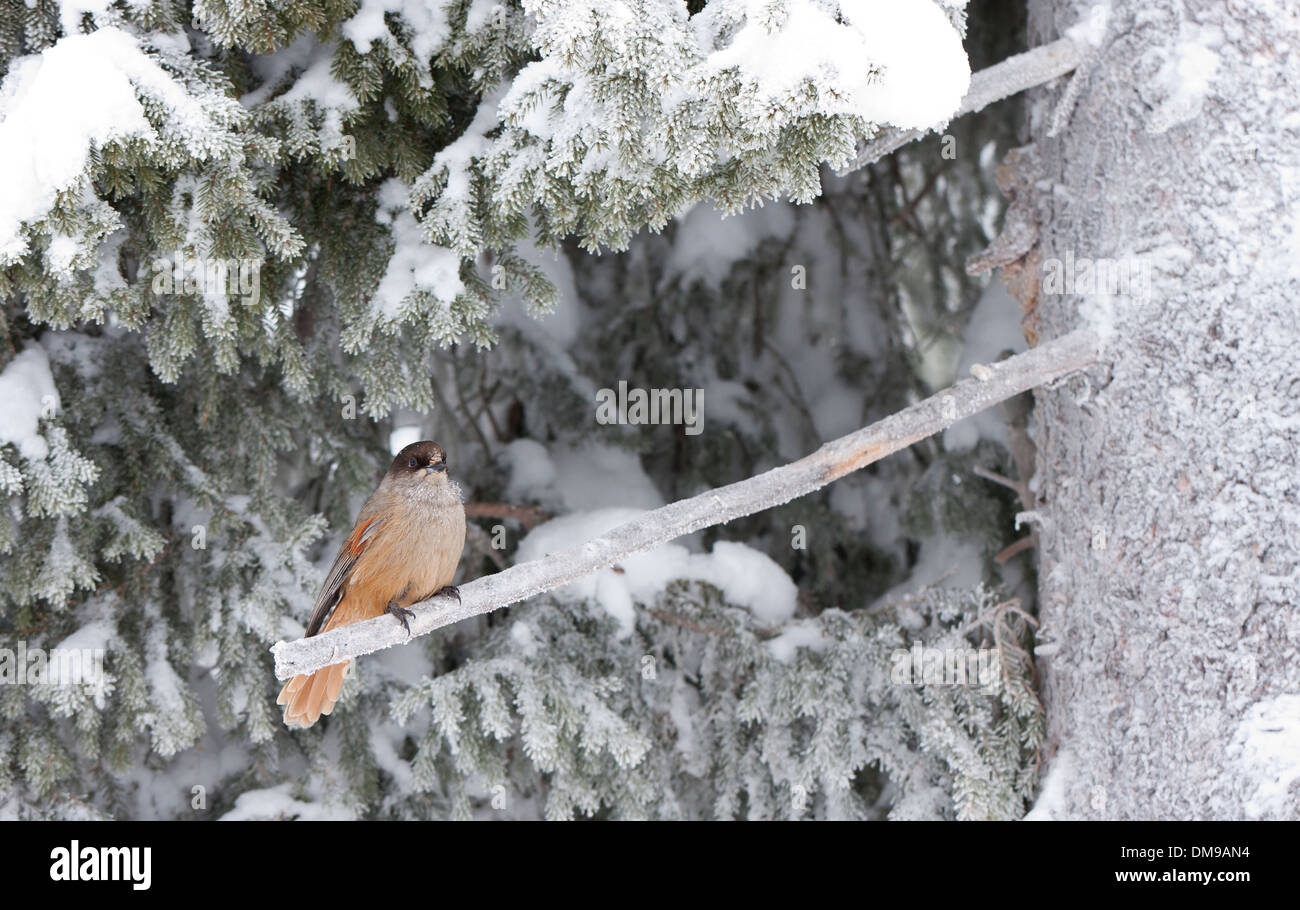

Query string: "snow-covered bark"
[1026, 0, 1300, 818]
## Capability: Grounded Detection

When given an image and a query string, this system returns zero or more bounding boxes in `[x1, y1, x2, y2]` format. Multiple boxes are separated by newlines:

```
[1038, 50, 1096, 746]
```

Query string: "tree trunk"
[1026, 0, 1300, 818]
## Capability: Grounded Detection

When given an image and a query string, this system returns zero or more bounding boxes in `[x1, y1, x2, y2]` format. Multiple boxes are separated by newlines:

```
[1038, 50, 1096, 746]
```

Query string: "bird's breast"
[347, 489, 466, 611]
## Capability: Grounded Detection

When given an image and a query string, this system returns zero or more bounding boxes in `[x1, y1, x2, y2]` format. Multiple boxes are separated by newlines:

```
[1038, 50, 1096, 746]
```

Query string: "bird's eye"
[407, 456, 419, 468]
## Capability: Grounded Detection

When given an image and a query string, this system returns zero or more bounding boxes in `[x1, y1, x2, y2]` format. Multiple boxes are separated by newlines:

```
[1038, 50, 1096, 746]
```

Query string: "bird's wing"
[305, 514, 386, 637]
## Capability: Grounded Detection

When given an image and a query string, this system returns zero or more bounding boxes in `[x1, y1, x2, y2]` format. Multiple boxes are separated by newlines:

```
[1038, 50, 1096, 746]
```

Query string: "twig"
[973, 461, 1038, 563]
[964, 597, 1042, 702]
[993, 536, 1036, 564]
[463, 501, 552, 529]
[891, 165, 945, 226]
[648, 608, 728, 638]
[972, 464, 1020, 494]
[841, 37, 1084, 174]
[272, 330, 1099, 679]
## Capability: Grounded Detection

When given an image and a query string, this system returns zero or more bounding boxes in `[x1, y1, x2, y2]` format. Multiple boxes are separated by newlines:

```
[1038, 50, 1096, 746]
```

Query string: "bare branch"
[840, 37, 1084, 173]
[272, 330, 1099, 680]
[463, 501, 552, 529]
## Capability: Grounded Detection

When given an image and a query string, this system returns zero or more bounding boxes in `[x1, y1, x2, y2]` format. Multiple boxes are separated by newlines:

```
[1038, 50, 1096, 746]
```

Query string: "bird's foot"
[386, 600, 416, 636]
[435, 584, 461, 605]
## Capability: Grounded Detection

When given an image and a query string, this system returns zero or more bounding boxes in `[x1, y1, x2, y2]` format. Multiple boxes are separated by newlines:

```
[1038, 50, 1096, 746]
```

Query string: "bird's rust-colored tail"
[277, 659, 349, 728]
[279, 585, 375, 728]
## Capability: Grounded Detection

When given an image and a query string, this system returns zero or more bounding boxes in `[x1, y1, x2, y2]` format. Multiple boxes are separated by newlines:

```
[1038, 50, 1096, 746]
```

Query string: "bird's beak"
[426, 463, 447, 474]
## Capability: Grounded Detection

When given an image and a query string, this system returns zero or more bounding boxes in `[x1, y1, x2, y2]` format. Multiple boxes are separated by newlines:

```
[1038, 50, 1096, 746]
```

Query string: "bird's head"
[388, 440, 450, 485]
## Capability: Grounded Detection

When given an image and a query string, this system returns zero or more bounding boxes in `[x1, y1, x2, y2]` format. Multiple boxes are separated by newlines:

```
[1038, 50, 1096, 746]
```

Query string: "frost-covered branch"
[273, 330, 1099, 679]
[842, 36, 1085, 172]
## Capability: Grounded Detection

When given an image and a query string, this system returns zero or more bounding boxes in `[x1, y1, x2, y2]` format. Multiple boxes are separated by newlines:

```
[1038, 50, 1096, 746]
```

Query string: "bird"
[278, 440, 466, 728]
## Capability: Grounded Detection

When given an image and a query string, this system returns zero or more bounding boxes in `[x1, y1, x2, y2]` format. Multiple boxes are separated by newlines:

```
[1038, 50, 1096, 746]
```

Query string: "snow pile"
[507, 0, 969, 140]
[342, 0, 454, 62]
[0, 27, 236, 263]
[372, 178, 465, 319]
[0, 344, 60, 460]
[702, 0, 971, 131]
[500, 438, 558, 500]
[1229, 693, 1300, 818]
[43, 618, 115, 708]
[500, 439, 665, 513]
[1023, 748, 1074, 820]
[517, 508, 799, 639]
[767, 620, 831, 663]
[219, 782, 357, 820]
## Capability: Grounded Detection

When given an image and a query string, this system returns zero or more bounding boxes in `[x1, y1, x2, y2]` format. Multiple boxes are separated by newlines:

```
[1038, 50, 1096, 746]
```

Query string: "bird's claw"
[435, 585, 461, 605]
[386, 601, 416, 636]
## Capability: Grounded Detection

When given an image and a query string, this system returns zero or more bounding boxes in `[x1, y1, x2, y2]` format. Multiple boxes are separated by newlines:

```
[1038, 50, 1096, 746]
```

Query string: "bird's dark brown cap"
[389, 440, 447, 475]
